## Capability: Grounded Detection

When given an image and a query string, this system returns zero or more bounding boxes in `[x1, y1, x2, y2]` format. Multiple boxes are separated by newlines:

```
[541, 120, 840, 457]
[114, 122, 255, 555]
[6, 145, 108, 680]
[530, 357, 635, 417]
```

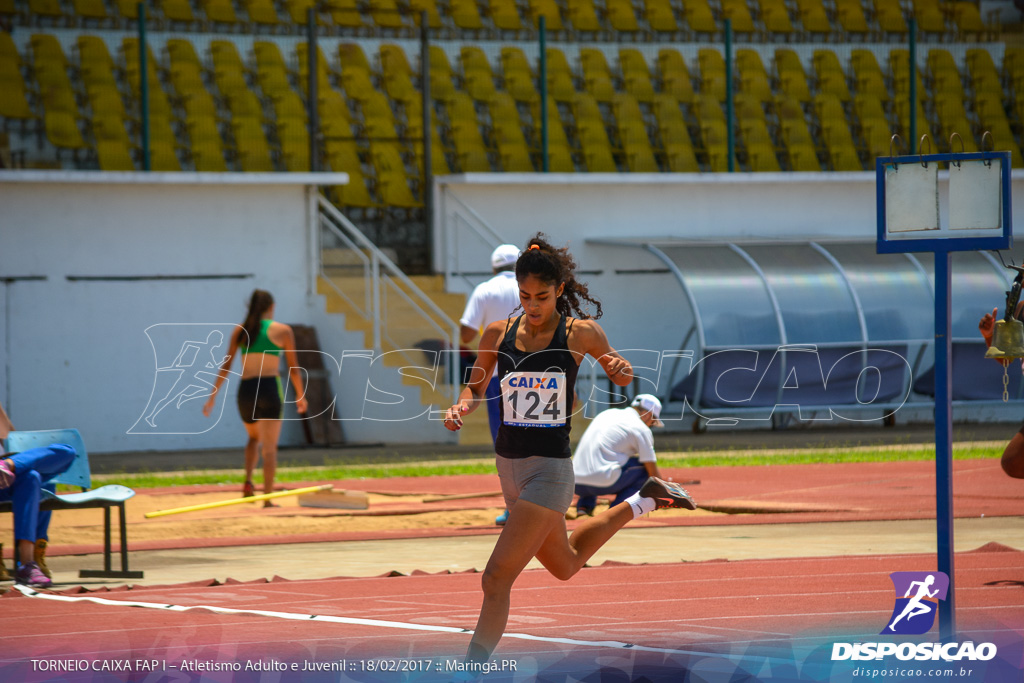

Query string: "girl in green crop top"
[203, 289, 307, 506]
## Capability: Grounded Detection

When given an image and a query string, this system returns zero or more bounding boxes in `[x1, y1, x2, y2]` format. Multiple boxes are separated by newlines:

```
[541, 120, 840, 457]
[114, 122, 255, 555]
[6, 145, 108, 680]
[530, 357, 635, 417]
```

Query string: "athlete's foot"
[242, 480, 255, 498]
[263, 500, 279, 508]
[639, 477, 697, 510]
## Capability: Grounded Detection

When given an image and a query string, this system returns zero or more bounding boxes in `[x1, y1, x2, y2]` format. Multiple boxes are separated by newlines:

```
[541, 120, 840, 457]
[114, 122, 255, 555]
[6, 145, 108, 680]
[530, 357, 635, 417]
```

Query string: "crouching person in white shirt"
[571, 394, 665, 518]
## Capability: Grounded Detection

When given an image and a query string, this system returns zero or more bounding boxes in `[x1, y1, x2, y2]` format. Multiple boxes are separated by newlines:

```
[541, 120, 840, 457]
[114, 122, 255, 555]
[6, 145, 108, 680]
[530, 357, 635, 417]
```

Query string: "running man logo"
[128, 324, 240, 435]
[881, 571, 949, 635]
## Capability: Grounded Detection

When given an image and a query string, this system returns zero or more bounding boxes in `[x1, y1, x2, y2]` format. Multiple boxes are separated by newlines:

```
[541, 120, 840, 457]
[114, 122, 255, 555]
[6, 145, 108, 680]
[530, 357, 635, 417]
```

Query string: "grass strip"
[87, 445, 1003, 491]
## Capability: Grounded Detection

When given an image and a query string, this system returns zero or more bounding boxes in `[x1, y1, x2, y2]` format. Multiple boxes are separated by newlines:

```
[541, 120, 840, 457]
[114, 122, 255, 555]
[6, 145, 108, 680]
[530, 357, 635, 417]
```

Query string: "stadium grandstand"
[0, 0, 1019, 269]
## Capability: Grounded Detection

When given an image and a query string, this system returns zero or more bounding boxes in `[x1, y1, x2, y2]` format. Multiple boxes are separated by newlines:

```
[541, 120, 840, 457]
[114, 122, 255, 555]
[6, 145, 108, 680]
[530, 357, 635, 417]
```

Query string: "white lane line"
[12, 585, 788, 663]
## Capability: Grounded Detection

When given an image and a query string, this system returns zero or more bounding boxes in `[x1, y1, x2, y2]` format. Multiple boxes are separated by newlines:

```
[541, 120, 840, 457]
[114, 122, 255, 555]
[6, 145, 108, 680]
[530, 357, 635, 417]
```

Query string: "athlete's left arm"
[278, 324, 309, 415]
[573, 319, 633, 387]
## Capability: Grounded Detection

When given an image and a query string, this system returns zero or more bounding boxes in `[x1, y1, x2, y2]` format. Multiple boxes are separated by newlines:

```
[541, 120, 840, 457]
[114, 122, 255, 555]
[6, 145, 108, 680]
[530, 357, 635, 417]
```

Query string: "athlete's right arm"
[444, 321, 502, 431]
[202, 329, 240, 417]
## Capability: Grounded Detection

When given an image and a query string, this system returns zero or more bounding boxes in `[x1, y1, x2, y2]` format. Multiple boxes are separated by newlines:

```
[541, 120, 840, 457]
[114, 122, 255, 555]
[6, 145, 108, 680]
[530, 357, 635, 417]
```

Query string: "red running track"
[2, 546, 1022, 682]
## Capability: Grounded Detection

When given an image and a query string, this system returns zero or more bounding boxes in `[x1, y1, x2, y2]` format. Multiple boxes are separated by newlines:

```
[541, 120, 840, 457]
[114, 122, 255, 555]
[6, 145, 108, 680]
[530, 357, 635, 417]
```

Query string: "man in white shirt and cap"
[459, 244, 522, 525]
[571, 394, 666, 518]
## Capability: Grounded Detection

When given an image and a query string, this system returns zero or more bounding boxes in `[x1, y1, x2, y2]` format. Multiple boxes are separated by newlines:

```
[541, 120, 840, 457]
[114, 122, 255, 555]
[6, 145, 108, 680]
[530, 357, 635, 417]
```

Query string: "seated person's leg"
[34, 485, 54, 578]
[8, 444, 76, 482]
[1003, 429, 1024, 479]
[571, 483, 602, 516]
[608, 458, 651, 508]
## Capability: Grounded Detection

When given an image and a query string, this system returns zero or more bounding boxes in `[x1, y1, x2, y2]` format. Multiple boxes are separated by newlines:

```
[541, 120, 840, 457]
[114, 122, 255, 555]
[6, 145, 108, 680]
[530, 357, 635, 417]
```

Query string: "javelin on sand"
[144, 484, 334, 518]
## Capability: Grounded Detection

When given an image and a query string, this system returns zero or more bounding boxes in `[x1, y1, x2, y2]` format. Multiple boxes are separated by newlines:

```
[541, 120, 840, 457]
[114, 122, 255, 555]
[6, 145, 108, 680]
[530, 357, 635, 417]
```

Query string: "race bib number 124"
[501, 371, 567, 427]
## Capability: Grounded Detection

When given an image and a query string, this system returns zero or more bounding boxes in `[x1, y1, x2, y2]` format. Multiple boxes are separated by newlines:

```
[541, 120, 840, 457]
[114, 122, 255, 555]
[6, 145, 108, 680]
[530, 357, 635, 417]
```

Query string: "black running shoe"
[639, 477, 697, 510]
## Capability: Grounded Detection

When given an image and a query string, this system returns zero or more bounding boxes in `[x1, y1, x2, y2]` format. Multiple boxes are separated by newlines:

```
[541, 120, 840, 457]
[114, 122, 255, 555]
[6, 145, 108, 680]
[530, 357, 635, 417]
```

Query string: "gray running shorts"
[496, 455, 574, 514]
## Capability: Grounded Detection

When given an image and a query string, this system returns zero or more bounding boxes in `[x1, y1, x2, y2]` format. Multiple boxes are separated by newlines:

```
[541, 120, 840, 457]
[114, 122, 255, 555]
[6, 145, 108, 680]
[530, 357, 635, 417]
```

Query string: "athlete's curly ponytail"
[515, 233, 602, 320]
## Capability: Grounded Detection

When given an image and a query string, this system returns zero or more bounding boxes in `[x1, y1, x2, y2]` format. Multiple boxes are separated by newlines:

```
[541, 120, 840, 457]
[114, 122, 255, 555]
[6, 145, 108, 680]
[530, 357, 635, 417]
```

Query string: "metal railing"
[441, 189, 506, 290]
[318, 195, 460, 405]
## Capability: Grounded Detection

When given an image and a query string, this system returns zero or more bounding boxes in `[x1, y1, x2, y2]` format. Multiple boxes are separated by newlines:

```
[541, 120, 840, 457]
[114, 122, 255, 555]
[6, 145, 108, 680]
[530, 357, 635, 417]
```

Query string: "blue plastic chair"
[3, 429, 142, 579]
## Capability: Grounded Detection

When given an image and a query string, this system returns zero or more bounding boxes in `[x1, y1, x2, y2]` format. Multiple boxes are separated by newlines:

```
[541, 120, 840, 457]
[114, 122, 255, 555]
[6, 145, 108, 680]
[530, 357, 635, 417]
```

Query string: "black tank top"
[494, 314, 580, 459]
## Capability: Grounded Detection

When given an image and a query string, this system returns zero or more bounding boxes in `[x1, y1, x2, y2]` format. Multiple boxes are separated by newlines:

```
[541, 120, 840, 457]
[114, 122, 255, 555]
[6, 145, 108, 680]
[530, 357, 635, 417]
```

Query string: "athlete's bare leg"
[466, 498, 634, 662]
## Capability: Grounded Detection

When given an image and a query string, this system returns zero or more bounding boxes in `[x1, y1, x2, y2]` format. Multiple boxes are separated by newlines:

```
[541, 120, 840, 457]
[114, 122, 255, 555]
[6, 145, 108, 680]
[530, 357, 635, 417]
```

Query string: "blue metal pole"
[138, 2, 150, 171]
[934, 248, 956, 641]
[539, 16, 548, 173]
[725, 19, 734, 173]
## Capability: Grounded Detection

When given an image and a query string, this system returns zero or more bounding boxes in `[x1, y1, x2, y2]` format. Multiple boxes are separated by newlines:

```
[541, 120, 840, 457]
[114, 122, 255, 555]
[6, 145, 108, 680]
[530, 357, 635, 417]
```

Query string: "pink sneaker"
[16, 561, 52, 588]
[0, 459, 14, 489]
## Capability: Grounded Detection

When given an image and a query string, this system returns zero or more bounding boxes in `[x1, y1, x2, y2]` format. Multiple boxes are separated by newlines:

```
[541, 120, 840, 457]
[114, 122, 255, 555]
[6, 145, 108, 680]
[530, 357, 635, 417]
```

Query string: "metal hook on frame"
[919, 134, 932, 168]
[982, 131, 994, 167]
[889, 133, 903, 170]
[949, 132, 964, 167]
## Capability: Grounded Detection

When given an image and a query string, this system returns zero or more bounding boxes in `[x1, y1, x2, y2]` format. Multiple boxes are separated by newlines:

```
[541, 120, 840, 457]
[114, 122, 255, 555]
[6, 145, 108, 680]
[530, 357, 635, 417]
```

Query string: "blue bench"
[1, 429, 144, 580]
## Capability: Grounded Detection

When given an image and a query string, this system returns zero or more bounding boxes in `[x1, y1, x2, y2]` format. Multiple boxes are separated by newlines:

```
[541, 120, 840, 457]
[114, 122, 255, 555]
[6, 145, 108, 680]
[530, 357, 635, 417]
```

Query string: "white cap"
[491, 244, 521, 269]
[631, 394, 663, 427]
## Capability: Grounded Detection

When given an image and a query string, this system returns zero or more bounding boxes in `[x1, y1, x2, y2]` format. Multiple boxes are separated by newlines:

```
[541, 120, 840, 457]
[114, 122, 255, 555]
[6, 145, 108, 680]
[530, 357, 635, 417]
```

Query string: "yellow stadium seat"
[161, 0, 195, 21]
[861, 117, 895, 160]
[165, 38, 199, 66]
[428, 46, 457, 102]
[618, 121, 658, 172]
[490, 0, 523, 31]
[951, 1, 985, 35]
[87, 86, 125, 117]
[381, 44, 418, 104]
[747, 141, 780, 172]
[734, 93, 765, 123]
[169, 60, 206, 96]
[527, 0, 563, 30]
[698, 48, 726, 101]
[114, 0, 138, 19]
[151, 141, 182, 171]
[92, 114, 131, 144]
[529, 95, 572, 149]
[851, 49, 888, 101]
[927, 49, 963, 98]
[369, 0, 404, 28]
[545, 143, 576, 172]
[244, 0, 281, 24]
[695, 94, 725, 123]
[0, 77, 35, 121]
[578, 121, 617, 172]
[273, 91, 308, 122]
[620, 48, 655, 103]
[606, 0, 639, 31]
[657, 49, 695, 104]
[834, 0, 867, 34]
[966, 49, 1000, 97]
[97, 139, 135, 171]
[787, 143, 820, 171]
[545, 48, 577, 102]
[890, 49, 925, 97]
[720, 0, 754, 33]
[410, 0, 443, 28]
[571, 91, 604, 124]
[796, 0, 830, 33]
[31, 34, 67, 67]
[873, 0, 907, 34]
[757, 0, 793, 34]
[736, 49, 772, 103]
[853, 93, 887, 127]
[45, 110, 86, 150]
[74, 0, 108, 19]
[193, 145, 229, 172]
[30, 0, 62, 19]
[892, 95, 927, 139]
[682, 0, 716, 33]
[201, 0, 240, 23]
[813, 50, 850, 101]
[643, 0, 677, 33]
[227, 90, 264, 120]
[328, 0, 363, 27]
[232, 118, 274, 171]
[775, 49, 811, 103]
[666, 141, 699, 172]
[183, 91, 218, 119]
[912, 0, 945, 33]
[450, 0, 483, 29]
[580, 48, 615, 103]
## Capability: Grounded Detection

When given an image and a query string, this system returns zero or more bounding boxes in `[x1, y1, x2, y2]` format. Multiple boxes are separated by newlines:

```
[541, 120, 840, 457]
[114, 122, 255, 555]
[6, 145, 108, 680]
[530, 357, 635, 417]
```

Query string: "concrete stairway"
[318, 249, 494, 446]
